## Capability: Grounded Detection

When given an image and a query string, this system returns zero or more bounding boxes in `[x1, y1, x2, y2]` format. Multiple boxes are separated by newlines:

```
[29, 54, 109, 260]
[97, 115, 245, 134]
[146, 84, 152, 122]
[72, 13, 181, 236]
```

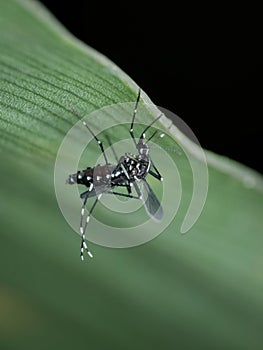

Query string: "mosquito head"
[137, 139, 149, 156]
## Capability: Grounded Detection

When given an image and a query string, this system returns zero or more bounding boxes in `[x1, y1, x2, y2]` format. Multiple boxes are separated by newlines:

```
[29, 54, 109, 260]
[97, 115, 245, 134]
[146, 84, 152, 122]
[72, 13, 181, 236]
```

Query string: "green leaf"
[1, 1, 263, 350]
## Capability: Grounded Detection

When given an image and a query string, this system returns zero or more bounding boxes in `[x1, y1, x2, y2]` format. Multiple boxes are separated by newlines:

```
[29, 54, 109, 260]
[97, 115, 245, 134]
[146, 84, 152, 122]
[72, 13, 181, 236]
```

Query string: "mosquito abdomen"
[67, 167, 94, 186]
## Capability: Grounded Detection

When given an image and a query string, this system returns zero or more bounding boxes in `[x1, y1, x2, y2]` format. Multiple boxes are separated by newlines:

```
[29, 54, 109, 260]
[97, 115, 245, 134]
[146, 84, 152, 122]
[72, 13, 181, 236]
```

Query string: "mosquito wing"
[140, 179, 163, 222]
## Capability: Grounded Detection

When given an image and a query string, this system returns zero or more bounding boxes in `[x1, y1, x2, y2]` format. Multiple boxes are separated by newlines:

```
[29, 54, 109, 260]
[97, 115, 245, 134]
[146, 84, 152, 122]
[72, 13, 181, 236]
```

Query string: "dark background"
[41, 1, 262, 173]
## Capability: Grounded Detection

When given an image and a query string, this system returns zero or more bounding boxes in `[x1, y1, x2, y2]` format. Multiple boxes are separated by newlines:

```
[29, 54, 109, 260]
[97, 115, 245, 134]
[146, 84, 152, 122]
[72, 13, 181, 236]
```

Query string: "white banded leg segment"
[82, 121, 109, 167]
[79, 195, 91, 261]
[130, 89, 141, 146]
[80, 195, 88, 237]
[83, 241, 93, 258]
[80, 196, 100, 261]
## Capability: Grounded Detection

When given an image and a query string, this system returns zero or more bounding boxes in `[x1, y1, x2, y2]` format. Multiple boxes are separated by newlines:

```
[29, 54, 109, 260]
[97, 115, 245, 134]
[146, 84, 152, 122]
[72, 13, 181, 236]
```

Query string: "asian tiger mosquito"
[67, 89, 164, 260]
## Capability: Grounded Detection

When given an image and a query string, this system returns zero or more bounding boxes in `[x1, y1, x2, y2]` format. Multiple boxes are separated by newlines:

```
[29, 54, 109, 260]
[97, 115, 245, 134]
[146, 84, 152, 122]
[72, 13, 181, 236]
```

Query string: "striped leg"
[130, 89, 141, 147]
[80, 194, 101, 261]
[149, 157, 163, 182]
[82, 121, 109, 171]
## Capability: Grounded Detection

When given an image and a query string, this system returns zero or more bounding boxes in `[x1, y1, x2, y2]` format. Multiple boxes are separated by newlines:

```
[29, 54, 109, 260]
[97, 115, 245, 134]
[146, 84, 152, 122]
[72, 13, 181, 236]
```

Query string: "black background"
[40, 1, 262, 173]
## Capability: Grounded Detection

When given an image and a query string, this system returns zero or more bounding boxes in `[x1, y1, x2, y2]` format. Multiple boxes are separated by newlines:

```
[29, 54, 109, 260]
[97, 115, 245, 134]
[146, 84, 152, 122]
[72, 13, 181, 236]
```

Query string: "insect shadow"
[67, 89, 164, 260]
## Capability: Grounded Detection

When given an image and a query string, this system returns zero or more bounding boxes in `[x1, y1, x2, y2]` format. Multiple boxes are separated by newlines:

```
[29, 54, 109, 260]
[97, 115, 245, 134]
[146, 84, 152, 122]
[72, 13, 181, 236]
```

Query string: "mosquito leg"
[149, 157, 163, 181]
[80, 195, 90, 260]
[80, 194, 100, 261]
[130, 89, 141, 147]
[126, 182, 132, 195]
[112, 182, 133, 195]
[145, 130, 158, 144]
[149, 170, 162, 181]
[105, 134, 119, 163]
[82, 121, 109, 168]
[107, 191, 140, 199]
[80, 189, 91, 199]
[138, 114, 163, 143]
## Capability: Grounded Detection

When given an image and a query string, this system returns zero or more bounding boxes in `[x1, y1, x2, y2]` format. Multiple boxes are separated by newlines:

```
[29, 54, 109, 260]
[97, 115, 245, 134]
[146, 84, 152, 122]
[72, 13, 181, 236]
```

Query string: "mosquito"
[67, 89, 164, 260]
